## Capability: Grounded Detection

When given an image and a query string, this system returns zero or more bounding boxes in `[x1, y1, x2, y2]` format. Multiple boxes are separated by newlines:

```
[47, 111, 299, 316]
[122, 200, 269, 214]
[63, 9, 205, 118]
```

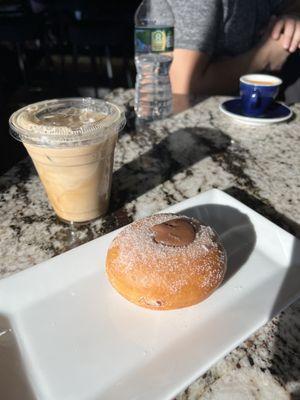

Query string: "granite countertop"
[0, 90, 299, 399]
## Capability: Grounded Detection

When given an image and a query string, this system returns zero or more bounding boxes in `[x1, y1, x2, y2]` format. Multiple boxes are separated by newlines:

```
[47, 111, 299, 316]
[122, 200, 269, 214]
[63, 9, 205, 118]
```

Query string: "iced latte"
[9, 98, 125, 223]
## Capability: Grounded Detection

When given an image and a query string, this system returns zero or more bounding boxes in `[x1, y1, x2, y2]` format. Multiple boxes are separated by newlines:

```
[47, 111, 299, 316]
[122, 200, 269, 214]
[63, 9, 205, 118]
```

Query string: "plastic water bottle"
[134, 0, 174, 123]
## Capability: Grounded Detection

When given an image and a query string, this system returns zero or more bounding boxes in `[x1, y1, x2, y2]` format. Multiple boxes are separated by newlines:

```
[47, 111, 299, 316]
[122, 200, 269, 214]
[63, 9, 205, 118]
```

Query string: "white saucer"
[220, 98, 293, 125]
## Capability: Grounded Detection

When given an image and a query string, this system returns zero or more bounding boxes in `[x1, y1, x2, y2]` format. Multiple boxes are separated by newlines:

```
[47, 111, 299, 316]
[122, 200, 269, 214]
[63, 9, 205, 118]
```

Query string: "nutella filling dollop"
[151, 218, 196, 247]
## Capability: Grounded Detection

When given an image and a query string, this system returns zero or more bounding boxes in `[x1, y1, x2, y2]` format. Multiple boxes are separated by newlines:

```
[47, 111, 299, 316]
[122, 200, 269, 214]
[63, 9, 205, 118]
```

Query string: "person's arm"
[170, 49, 257, 95]
[170, 35, 289, 95]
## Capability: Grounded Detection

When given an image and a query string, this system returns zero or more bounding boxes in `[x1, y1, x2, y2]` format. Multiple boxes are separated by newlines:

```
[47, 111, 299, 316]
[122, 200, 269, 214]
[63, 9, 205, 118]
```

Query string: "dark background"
[0, 0, 140, 174]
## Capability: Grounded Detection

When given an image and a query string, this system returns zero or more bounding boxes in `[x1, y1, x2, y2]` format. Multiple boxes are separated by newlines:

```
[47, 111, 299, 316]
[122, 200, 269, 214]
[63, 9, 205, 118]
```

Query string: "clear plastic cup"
[9, 98, 126, 223]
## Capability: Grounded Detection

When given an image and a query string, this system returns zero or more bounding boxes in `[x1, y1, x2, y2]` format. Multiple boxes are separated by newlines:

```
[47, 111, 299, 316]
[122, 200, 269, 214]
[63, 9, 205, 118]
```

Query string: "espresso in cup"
[242, 79, 277, 86]
[9, 98, 125, 223]
[240, 74, 282, 117]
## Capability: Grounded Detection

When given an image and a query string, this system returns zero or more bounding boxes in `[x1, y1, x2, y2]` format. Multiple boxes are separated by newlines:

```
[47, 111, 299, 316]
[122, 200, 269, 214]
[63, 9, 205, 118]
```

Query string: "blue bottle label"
[135, 27, 174, 53]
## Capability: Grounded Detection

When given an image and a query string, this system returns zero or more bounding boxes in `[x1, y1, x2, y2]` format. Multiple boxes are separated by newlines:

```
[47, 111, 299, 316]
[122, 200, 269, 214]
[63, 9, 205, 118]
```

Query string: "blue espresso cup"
[240, 74, 282, 117]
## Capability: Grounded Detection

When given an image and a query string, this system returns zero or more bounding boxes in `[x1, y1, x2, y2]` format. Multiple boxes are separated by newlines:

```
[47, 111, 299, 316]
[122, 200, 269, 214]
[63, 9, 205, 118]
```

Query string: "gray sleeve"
[171, 0, 222, 55]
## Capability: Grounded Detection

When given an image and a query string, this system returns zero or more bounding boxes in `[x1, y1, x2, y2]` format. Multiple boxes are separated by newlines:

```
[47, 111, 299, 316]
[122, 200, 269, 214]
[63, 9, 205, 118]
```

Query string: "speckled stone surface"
[0, 90, 299, 399]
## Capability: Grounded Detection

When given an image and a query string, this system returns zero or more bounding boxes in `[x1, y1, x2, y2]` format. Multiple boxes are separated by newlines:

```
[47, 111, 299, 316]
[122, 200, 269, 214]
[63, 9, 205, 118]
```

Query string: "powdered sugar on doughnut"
[108, 213, 226, 295]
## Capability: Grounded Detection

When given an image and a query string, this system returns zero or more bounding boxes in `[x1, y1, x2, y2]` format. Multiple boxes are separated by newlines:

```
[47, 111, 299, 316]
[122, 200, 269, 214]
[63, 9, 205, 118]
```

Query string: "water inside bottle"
[135, 53, 173, 122]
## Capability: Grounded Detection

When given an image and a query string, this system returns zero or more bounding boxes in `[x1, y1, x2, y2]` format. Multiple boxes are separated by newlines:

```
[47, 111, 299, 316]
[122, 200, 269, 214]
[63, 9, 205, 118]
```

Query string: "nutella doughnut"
[106, 213, 227, 310]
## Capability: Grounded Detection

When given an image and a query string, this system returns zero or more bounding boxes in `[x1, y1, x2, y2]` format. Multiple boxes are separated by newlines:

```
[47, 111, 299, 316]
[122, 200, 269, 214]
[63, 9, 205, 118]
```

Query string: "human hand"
[272, 15, 300, 52]
[256, 33, 290, 71]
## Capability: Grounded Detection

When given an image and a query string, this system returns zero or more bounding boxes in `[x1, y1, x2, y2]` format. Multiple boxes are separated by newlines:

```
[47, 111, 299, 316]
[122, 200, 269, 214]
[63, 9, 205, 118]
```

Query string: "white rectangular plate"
[1, 189, 300, 400]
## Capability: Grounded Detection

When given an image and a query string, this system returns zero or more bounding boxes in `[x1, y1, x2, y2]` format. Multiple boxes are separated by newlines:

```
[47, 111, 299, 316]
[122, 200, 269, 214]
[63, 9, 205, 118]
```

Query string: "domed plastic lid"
[9, 98, 126, 147]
